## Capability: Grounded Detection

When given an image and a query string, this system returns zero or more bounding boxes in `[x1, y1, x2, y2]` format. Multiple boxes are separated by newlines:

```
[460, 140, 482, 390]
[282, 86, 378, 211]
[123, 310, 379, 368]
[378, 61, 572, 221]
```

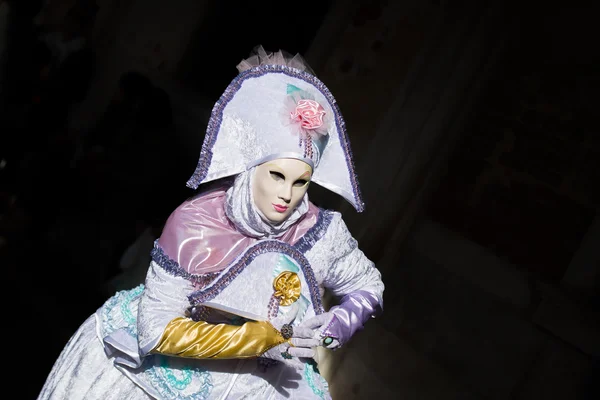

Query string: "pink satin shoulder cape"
[157, 187, 319, 275]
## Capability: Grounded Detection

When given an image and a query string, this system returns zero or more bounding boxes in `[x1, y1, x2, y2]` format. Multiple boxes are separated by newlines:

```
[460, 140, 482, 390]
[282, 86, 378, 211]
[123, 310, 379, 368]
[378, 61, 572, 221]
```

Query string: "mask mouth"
[272, 203, 289, 213]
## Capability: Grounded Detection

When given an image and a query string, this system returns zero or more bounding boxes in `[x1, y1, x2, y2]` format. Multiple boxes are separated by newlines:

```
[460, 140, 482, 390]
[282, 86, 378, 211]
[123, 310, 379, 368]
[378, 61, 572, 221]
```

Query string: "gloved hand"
[298, 290, 383, 350]
[296, 312, 341, 350]
[260, 303, 320, 369]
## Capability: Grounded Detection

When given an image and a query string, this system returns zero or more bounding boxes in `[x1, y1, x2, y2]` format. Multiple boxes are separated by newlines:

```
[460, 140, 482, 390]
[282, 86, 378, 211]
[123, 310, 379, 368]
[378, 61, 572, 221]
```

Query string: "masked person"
[37, 46, 385, 400]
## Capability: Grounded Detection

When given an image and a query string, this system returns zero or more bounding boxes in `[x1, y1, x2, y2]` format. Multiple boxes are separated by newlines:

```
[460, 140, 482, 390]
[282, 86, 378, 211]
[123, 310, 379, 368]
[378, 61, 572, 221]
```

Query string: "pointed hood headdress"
[186, 46, 364, 212]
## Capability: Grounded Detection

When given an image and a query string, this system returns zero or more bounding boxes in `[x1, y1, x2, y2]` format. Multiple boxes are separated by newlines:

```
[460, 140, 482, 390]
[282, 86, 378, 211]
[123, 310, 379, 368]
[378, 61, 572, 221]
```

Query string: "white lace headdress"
[186, 46, 365, 212]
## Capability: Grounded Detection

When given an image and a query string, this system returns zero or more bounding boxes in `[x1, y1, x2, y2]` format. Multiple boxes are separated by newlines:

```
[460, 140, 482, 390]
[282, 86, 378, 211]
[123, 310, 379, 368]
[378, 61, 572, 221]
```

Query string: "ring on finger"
[281, 348, 294, 359]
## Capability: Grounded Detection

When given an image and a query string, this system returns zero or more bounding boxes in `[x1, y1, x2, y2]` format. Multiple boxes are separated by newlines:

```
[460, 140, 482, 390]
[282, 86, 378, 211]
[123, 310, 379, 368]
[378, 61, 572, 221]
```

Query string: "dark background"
[0, 0, 598, 399]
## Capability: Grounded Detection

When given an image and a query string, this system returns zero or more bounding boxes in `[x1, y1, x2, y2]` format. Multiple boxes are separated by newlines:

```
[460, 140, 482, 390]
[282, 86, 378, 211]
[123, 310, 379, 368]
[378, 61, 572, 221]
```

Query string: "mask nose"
[278, 184, 292, 203]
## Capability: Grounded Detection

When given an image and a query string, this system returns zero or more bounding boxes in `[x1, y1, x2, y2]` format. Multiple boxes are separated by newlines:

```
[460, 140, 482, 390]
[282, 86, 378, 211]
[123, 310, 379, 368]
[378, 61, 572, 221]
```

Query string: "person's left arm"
[301, 213, 384, 349]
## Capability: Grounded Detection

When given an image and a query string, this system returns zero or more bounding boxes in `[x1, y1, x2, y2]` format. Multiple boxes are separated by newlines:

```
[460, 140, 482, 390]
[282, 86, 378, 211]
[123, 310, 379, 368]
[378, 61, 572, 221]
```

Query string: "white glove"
[261, 303, 320, 369]
[297, 312, 341, 350]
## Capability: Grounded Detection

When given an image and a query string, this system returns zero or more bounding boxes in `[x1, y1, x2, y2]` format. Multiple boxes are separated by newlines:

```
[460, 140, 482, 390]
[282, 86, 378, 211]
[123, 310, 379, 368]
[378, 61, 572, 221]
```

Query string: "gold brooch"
[273, 271, 301, 306]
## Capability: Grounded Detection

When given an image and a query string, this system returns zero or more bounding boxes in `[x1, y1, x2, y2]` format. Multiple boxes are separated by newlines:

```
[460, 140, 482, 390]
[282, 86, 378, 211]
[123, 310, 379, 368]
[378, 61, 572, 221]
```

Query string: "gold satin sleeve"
[151, 317, 286, 359]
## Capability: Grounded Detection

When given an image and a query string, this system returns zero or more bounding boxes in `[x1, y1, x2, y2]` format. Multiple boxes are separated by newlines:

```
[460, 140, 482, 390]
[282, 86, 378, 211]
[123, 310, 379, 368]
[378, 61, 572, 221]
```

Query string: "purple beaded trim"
[185, 65, 365, 212]
[322, 314, 340, 340]
[150, 240, 221, 289]
[294, 208, 333, 254]
[267, 293, 281, 320]
[188, 240, 325, 315]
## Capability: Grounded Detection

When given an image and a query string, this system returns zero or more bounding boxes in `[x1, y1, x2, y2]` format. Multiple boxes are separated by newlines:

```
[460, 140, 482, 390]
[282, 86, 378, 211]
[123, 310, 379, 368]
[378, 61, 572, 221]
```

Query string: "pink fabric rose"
[290, 99, 326, 130]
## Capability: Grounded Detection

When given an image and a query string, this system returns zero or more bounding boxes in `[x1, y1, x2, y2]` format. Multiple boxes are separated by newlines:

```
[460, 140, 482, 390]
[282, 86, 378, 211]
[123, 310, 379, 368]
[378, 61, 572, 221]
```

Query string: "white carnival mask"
[252, 158, 312, 224]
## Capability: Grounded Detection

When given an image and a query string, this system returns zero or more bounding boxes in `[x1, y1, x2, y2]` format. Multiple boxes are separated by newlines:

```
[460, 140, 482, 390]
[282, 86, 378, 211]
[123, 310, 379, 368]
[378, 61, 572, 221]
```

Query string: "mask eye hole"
[270, 171, 285, 181]
[293, 179, 309, 187]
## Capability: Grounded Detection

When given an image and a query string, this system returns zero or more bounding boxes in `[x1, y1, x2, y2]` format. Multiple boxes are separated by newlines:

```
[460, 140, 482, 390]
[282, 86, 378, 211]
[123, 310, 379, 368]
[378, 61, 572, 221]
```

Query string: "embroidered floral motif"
[143, 356, 213, 400]
[100, 285, 144, 338]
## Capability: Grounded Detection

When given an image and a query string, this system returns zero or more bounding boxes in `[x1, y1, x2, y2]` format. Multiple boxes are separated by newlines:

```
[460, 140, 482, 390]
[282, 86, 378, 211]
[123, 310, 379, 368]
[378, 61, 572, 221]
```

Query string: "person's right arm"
[137, 260, 288, 360]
